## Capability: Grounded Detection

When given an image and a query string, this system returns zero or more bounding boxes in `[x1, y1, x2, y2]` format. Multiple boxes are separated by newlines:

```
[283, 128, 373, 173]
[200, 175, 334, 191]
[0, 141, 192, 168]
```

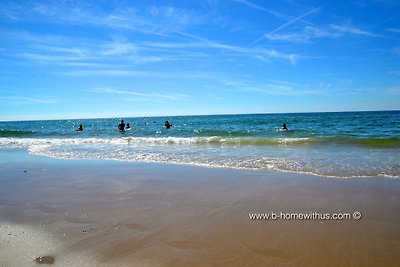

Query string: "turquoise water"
[1, 111, 399, 177]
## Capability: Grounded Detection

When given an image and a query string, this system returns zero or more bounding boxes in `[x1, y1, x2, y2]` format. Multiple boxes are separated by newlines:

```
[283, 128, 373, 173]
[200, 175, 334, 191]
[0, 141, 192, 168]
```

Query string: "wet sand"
[1, 150, 400, 266]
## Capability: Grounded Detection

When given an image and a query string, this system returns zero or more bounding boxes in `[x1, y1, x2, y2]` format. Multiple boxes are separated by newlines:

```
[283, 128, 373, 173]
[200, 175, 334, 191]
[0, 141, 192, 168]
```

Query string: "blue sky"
[1, 0, 399, 120]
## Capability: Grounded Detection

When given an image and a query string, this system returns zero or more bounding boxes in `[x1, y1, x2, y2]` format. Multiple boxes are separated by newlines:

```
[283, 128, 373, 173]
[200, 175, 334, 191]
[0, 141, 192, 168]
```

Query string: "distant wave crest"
[0, 130, 37, 137]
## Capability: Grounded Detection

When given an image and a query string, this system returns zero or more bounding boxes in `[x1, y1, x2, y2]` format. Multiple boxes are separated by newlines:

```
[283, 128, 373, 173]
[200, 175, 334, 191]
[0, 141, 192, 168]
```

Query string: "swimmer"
[77, 124, 84, 131]
[118, 120, 125, 132]
[165, 120, 172, 129]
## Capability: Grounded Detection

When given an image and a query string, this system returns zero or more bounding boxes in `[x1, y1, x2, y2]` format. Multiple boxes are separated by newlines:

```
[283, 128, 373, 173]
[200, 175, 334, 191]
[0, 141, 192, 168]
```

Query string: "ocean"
[1, 111, 399, 178]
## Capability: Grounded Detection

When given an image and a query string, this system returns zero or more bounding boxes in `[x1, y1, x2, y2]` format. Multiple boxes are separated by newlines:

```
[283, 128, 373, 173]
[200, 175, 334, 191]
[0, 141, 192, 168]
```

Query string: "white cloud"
[329, 24, 378, 37]
[100, 41, 139, 56]
[32, 45, 86, 55]
[232, 0, 266, 11]
[21, 53, 88, 62]
[148, 5, 207, 26]
[143, 33, 299, 64]
[244, 84, 323, 96]
[90, 88, 189, 101]
[264, 32, 311, 43]
[264, 24, 379, 43]
[222, 79, 324, 96]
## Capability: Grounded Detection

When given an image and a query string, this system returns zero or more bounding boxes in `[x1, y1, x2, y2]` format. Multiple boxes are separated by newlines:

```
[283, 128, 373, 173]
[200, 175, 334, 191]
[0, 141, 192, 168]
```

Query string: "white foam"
[1, 137, 399, 178]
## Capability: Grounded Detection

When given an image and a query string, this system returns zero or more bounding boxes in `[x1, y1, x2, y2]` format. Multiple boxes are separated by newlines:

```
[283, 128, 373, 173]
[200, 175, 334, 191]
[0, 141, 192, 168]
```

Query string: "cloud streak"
[250, 7, 320, 45]
[264, 24, 381, 43]
[386, 86, 400, 95]
[222, 79, 324, 96]
[233, 0, 315, 27]
[269, 7, 320, 35]
[54, 70, 152, 77]
[4, 28, 299, 69]
[329, 24, 379, 37]
[90, 88, 189, 101]
[1, 96, 58, 105]
[233, 0, 285, 19]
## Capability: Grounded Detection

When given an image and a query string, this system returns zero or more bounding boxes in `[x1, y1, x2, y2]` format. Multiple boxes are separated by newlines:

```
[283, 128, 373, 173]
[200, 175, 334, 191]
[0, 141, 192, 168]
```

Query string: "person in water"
[126, 123, 131, 129]
[281, 123, 288, 130]
[165, 120, 172, 129]
[118, 120, 126, 131]
[77, 124, 84, 131]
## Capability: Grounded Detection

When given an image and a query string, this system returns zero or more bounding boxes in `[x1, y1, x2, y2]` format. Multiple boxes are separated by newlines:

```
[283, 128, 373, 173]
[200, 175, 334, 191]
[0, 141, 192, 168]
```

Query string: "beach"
[1, 0, 399, 265]
[1, 149, 399, 266]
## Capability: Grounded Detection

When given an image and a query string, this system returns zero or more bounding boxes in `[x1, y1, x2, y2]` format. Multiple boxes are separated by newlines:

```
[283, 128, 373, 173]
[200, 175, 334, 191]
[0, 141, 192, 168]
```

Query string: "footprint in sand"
[34, 256, 55, 264]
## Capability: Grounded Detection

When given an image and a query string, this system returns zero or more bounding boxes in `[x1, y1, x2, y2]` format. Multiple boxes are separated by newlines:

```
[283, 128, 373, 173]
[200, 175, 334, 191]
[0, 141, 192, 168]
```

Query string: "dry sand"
[0, 151, 400, 266]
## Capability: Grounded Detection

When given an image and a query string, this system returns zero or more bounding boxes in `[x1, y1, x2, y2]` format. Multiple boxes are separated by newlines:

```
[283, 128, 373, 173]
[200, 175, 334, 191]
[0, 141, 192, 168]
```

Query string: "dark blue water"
[1, 111, 399, 177]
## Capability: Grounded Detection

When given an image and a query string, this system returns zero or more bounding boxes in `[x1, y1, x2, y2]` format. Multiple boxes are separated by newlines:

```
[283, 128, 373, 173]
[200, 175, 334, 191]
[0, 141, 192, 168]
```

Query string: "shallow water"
[1, 111, 399, 177]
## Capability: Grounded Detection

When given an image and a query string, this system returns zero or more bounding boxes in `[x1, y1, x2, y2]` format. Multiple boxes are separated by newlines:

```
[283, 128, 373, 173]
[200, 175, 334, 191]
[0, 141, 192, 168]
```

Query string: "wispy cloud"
[32, 45, 87, 55]
[232, 0, 315, 27]
[390, 70, 400, 76]
[1, 0, 302, 71]
[264, 32, 310, 43]
[329, 24, 379, 37]
[155, 31, 299, 64]
[386, 86, 400, 95]
[3, 31, 191, 68]
[54, 70, 152, 77]
[386, 28, 400, 34]
[5, 28, 298, 68]
[264, 25, 338, 42]
[232, 0, 267, 11]
[232, 0, 284, 19]
[250, 7, 320, 45]
[90, 88, 189, 101]
[269, 7, 320, 35]
[264, 24, 380, 43]
[222, 79, 324, 96]
[148, 5, 208, 26]
[1, 96, 58, 105]
[392, 47, 400, 54]
[1, 1, 222, 36]
[243, 84, 323, 96]
[100, 40, 139, 56]
[21, 53, 89, 63]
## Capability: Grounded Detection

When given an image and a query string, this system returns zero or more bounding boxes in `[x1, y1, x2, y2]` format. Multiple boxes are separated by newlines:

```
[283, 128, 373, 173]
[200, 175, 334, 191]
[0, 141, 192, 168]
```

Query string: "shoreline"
[1, 150, 400, 266]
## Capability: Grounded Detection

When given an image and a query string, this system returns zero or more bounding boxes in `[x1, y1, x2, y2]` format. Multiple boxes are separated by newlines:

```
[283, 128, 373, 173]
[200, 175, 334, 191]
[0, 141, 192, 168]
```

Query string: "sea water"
[1, 111, 399, 178]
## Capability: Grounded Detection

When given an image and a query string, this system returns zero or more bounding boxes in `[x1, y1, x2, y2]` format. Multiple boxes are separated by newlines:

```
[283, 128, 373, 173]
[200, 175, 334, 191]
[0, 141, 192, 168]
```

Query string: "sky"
[0, 0, 400, 120]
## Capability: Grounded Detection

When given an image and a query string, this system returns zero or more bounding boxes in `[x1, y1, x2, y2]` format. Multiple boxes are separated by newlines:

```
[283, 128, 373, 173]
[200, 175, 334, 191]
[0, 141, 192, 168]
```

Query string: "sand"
[0, 150, 400, 266]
